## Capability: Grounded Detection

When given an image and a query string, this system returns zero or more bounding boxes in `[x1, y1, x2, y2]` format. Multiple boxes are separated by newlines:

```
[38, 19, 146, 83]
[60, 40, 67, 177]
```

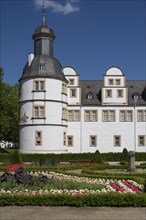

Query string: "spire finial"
[42, 1, 46, 24]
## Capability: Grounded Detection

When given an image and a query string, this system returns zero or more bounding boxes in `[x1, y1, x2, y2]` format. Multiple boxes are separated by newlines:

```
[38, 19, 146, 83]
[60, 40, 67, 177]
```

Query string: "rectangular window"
[137, 110, 146, 122]
[109, 79, 114, 85]
[117, 90, 123, 98]
[85, 111, 90, 122]
[40, 81, 44, 91]
[69, 79, 74, 85]
[120, 111, 125, 122]
[74, 111, 80, 121]
[114, 136, 121, 147]
[115, 79, 120, 85]
[67, 136, 73, 147]
[138, 136, 145, 146]
[90, 136, 97, 147]
[34, 81, 39, 91]
[40, 64, 46, 70]
[70, 89, 76, 97]
[62, 84, 67, 94]
[68, 111, 73, 121]
[103, 110, 115, 122]
[103, 111, 108, 122]
[120, 110, 132, 122]
[68, 110, 80, 121]
[63, 132, 66, 146]
[35, 131, 42, 146]
[127, 111, 132, 122]
[62, 108, 67, 120]
[92, 111, 97, 122]
[34, 80, 45, 91]
[33, 106, 45, 118]
[106, 90, 112, 98]
[109, 111, 115, 122]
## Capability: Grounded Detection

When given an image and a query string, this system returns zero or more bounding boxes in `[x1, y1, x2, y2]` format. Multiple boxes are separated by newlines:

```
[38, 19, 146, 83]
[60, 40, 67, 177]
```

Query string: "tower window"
[40, 64, 46, 70]
[33, 106, 45, 118]
[35, 131, 42, 146]
[34, 80, 45, 91]
[63, 132, 66, 146]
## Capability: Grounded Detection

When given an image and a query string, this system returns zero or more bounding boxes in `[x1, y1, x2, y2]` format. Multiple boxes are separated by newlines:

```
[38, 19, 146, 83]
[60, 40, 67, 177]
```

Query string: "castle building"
[19, 13, 146, 154]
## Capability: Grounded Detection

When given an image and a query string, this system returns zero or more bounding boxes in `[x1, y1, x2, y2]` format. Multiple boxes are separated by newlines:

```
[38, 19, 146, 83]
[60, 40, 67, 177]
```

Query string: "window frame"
[114, 136, 121, 147]
[90, 135, 97, 147]
[117, 89, 123, 98]
[138, 136, 145, 146]
[70, 89, 77, 98]
[33, 106, 45, 119]
[106, 89, 112, 98]
[67, 135, 74, 147]
[35, 131, 42, 146]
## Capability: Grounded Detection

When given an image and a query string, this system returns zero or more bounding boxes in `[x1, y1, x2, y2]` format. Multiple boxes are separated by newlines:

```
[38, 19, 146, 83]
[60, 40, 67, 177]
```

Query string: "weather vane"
[42, 0, 46, 24]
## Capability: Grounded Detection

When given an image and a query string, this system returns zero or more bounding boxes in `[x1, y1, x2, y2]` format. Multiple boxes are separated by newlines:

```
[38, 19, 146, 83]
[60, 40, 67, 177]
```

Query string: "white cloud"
[34, 0, 80, 15]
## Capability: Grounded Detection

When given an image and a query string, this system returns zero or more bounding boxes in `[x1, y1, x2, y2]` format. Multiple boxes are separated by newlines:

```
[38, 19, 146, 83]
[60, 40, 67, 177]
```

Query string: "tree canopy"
[0, 67, 19, 144]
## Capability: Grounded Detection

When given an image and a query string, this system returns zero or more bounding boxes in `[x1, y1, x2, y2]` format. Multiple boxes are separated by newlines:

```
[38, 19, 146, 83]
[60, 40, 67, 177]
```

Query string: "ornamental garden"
[0, 149, 146, 207]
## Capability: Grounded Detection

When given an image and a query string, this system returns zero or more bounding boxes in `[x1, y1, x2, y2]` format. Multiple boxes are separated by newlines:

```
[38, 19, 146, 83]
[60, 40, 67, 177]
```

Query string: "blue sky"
[0, 0, 146, 85]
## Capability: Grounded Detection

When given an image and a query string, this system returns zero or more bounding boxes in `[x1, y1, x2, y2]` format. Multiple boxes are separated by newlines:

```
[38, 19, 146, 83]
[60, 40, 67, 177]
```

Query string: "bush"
[120, 148, 129, 162]
[10, 150, 23, 164]
[91, 150, 103, 163]
[0, 193, 146, 207]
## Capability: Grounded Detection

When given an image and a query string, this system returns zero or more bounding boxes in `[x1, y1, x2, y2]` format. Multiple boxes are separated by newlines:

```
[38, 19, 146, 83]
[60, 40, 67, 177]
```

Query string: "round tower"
[19, 11, 68, 153]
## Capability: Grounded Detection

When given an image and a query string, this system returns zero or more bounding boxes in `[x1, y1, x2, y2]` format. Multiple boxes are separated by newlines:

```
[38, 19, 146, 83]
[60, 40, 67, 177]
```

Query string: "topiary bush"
[91, 150, 103, 163]
[10, 150, 23, 164]
[120, 148, 129, 162]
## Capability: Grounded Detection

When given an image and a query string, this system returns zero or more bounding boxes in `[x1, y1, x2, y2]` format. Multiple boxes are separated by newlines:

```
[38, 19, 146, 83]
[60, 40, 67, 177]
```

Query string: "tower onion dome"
[19, 22, 67, 83]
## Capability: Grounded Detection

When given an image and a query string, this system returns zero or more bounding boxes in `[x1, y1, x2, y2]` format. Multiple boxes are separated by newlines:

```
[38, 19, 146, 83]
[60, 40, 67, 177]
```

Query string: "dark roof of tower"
[32, 23, 55, 40]
[19, 54, 68, 83]
[80, 80, 146, 106]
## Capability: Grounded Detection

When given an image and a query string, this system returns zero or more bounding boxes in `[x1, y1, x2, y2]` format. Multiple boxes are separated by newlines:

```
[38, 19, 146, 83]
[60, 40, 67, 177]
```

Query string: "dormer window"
[106, 90, 112, 98]
[40, 64, 46, 70]
[109, 79, 114, 85]
[115, 79, 120, 85]
[86, 92, 93, 100]
[117, 89, 123, 97]
[69, 79, 74, 85]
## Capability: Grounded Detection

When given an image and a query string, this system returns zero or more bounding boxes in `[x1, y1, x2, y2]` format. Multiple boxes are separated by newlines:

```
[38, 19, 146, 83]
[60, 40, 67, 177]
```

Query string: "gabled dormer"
[63, 67, 81, 105]
[102, 67, 128, 105]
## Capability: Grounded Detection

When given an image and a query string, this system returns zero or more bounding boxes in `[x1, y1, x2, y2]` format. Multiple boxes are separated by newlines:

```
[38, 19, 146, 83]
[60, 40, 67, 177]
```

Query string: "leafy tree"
[0, 67, 19, 144]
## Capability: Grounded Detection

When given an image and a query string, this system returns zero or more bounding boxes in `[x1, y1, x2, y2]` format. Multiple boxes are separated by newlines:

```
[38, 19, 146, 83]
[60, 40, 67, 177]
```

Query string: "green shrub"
[120, 148, 129, 162]
[0, 193, 146, 207]
[91, 150, 103, 163]
[10, 150, 23, 164]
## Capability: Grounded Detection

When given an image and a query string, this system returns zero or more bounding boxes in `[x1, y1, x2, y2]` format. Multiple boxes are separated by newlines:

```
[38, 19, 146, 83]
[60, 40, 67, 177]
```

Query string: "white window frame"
[114, 136, 121, 147]
[90, 136, 97, 147]
[35, 131, 42, 146]
[67, 136, 74, 147]
[33, 106, 45, 118]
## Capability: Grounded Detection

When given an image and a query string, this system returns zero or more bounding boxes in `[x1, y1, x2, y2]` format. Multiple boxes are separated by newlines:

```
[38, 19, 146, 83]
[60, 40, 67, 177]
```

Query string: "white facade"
[19, 21, 146, 154]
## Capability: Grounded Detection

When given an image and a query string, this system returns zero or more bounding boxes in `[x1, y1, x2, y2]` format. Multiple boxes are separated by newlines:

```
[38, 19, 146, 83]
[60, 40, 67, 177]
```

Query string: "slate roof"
[80, 80, 146, 106]
[19, 54, 68, 83]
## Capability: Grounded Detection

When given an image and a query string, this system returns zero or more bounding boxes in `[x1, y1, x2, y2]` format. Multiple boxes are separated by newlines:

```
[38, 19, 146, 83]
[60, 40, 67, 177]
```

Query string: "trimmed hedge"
[0, 193, 146, 207]
[0, 152, 146, 163]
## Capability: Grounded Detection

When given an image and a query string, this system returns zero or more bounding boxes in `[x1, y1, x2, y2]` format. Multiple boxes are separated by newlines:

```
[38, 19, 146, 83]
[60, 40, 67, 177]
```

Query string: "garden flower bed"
[0, 169, 146, 207]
